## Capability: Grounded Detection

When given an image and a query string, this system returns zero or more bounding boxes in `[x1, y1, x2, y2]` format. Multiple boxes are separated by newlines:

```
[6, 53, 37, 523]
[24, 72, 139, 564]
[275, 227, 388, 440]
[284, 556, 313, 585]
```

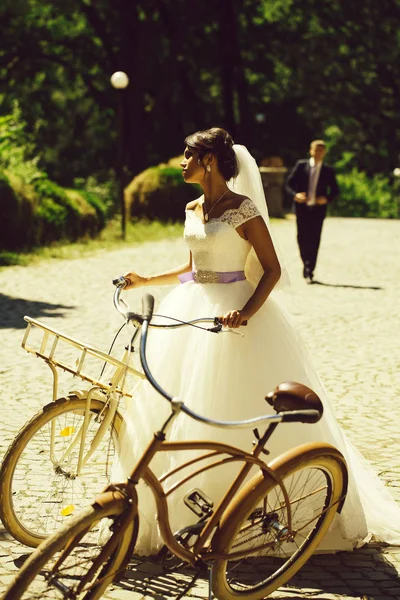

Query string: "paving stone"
[0, 217, 399, 599]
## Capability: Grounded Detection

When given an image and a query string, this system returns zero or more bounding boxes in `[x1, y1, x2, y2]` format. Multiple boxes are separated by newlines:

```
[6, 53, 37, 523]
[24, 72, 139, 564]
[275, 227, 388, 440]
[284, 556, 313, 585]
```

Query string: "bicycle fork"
[51, 388, 119, 477]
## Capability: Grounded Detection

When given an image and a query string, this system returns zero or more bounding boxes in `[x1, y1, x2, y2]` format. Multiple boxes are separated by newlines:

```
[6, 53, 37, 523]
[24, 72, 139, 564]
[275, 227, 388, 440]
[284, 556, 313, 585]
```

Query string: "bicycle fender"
[212, 442, 348, 554]
[266, 442, 348, 513]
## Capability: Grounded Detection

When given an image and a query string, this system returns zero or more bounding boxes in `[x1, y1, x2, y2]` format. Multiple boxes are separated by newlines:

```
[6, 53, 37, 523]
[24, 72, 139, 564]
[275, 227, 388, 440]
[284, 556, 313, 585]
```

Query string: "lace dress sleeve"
[219, 198, 261, 229]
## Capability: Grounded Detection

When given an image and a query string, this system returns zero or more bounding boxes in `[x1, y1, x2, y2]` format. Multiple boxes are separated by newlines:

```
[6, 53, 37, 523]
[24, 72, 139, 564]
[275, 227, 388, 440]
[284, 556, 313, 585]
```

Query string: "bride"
[112, 127, 400, 555]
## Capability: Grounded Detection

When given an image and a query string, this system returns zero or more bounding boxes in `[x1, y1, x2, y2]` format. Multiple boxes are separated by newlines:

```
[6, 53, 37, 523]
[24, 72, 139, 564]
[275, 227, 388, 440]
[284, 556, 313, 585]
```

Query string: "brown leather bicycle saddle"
[265, 382, 323, 417]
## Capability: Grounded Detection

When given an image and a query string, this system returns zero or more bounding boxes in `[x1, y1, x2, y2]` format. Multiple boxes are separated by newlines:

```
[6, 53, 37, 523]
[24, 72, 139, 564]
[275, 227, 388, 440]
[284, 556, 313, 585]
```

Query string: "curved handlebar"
[112, 278, 223, 332]
[112, 279, 320, 429]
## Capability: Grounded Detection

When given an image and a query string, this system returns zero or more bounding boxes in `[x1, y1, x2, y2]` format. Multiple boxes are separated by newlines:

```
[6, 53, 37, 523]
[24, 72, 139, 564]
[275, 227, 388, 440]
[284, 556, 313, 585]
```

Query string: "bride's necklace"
[203, 190, 229, 222]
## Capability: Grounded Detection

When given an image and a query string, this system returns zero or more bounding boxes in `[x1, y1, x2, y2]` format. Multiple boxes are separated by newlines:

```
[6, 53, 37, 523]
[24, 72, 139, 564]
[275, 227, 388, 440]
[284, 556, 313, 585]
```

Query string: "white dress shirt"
[307, 157, 322, 206]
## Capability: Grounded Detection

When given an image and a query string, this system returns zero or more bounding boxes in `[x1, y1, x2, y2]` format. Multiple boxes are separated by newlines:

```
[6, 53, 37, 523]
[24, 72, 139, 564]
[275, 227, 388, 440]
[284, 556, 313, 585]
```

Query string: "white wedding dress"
[112, 198, 400, 555]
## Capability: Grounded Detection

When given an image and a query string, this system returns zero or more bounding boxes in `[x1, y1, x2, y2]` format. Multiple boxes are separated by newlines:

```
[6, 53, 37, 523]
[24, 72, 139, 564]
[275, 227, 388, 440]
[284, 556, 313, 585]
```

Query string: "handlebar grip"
[280, 409, 321, 424]
[112, 276, 127, 288]
[142, 294, 155, 321]
[216, 318, 248, 327]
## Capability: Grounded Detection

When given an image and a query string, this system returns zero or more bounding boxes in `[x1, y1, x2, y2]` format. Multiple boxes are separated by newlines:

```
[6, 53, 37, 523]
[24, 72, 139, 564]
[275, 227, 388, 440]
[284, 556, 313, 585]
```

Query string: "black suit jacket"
[286, 159, 339, 217]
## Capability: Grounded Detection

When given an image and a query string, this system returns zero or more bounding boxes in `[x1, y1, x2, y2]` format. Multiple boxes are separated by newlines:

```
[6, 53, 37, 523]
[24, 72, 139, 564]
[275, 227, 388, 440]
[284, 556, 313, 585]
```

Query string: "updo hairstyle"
[184, 127, 237, 181]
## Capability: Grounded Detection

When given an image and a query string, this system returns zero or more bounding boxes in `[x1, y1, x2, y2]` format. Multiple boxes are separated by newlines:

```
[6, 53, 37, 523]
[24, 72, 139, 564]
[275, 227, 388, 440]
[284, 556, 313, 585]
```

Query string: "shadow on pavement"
[286, 545, 400, 598]
[310, 280, 383, 290]
[0, 293, 75, 329]
[112, 554, 203, 599]
[113, 545, 400, 599]
[6, 544, 400, 599]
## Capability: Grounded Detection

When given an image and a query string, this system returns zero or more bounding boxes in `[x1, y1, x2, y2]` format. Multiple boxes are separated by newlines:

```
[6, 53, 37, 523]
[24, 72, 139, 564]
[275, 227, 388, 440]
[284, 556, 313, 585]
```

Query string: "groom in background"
[286, 140, 339, 282]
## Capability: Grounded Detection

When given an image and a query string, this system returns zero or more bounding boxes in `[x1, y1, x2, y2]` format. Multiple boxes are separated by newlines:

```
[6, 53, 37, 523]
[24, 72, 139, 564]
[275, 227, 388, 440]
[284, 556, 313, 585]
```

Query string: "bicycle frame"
[3, 290, 345, 600]
[86, 290, 323, 569]
[111, 413, 292, 568]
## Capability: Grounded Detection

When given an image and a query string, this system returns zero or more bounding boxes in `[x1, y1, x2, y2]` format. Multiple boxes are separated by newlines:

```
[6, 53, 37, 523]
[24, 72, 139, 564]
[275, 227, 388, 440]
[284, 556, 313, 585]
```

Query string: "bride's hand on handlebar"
[123, 272, 147, 290]
[219, 310, 248, 329]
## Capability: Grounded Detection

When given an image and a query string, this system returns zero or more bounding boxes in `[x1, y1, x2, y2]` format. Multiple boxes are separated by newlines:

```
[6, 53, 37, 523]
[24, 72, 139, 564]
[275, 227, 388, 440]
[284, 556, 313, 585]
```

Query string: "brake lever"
[208, 325, 223, 333]
[210, 318, 245, 337]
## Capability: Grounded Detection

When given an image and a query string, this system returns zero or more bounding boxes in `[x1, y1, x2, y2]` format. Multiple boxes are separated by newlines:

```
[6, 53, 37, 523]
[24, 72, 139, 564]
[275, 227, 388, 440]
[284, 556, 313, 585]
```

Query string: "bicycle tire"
[0, 395, 123, 547]
[2, 492, 138, 600]
[211, 443, 347, 600]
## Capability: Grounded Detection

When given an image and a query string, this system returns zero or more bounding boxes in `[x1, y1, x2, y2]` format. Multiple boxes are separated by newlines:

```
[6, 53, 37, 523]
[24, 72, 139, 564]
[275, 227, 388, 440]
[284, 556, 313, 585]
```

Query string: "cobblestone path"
[0, 216, 399, 599]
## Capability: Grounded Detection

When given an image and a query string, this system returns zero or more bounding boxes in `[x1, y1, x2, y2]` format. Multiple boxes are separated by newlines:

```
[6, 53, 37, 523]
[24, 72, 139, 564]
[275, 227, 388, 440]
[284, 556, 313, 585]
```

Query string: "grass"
[0, 217, 184, 268]
[0, 214, 289, 269]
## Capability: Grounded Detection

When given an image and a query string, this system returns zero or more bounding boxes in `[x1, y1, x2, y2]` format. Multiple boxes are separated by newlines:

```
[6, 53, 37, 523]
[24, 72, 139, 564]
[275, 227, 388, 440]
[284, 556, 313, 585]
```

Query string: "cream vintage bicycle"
[3, 288, 349, 600]
[0, 283, 224, 548]
[0, 284, 144, 547]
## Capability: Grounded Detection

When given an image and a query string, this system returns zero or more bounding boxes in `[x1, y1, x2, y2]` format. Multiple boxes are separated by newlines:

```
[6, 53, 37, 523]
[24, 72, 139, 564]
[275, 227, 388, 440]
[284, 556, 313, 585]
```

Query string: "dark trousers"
[295, 204, 325, 274]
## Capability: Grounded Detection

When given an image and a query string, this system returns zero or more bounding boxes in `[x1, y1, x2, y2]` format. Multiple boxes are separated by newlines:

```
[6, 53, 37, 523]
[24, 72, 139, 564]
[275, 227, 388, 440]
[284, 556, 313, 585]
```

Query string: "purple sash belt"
[178, 270, 246, 284]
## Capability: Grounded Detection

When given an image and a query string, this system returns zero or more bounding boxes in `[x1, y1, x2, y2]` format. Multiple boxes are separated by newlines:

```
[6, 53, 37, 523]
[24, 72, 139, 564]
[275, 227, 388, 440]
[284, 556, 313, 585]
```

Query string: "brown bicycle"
[3, 287, 348, 600]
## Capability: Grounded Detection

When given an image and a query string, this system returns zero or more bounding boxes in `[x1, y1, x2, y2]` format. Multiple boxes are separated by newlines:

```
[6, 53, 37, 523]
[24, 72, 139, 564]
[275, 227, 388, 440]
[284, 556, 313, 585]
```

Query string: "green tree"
[1, 0, 400, 193]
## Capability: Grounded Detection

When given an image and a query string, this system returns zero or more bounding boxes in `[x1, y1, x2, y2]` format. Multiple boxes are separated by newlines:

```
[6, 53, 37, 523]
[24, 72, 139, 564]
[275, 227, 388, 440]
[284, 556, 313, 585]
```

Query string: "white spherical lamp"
[110, 71, 129, 89]
[393, 167, 400, 178]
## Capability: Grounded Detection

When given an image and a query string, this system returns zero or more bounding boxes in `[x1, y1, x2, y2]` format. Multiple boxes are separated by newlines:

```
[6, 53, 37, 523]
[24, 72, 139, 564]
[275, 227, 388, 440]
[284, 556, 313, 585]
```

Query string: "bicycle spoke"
[4, 397, 119, 544]
[14, 517, 117, 599]
[221, 464, 334, 592]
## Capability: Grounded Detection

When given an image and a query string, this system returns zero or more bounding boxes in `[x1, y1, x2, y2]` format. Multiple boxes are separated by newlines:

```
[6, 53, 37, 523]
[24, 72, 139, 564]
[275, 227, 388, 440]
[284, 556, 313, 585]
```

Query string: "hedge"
[125, 157, 201, 221]
[0, 171, 107, 251]
[328, 169, 399, 219]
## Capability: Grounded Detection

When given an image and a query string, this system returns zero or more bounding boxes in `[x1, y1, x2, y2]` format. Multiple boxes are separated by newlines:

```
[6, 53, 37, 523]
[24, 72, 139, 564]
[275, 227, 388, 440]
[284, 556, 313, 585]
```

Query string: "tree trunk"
[216, 0, 237, 135]
[217, 0, 253, 144]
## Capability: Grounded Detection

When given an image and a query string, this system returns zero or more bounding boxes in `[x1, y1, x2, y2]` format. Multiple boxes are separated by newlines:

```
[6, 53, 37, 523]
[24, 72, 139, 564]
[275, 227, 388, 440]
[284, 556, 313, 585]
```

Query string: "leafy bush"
[0, 105, 44, 184]
[329, 169, 399, 219]
[73, 174, 117, 217]
[0, 105, 108, 251]
[126, 157, 201, 221]
[78, 190, 108, 228]
[0, 170, 108, 250]
[324, 125, 399, 218]
[0, 171, 35, 250]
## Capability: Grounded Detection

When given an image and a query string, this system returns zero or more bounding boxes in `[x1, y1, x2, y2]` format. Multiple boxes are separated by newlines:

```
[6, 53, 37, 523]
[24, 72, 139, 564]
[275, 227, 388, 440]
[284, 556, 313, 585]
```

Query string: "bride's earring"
[206, 165, 211, 172]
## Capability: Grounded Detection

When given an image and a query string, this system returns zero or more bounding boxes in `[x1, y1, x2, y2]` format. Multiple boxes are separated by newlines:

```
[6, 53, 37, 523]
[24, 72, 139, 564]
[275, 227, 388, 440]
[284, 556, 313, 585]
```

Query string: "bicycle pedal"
[184, 488, 214, 518]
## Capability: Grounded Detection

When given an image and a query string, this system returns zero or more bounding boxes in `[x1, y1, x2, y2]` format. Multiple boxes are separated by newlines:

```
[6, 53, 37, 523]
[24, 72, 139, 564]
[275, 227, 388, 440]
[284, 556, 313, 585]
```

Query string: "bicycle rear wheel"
[212, 443, 347, 600]
[2, 494, 138, 600]
[0, 395, 122, 547]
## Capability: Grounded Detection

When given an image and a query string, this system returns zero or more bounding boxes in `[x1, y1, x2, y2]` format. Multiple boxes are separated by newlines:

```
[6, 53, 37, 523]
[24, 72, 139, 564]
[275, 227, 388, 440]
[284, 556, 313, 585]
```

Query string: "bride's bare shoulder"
[225, 192, 252, 210]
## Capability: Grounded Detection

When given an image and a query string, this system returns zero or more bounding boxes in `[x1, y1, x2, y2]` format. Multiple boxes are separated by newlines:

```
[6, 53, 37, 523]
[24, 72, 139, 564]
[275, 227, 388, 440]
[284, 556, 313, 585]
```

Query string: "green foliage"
[1, 0, 400, 214]
[0, 171, 35, 249]
[0, 171, 107, 251]
[126, 161, 201, 221]
[324, 124, 399, 218]
[79, 191, 108, 228]
[73, 175, 117, 217]
[0, 251, 30, 267]
[329, 170, 399, 219]
[0, 104, 108, 249]
[0, 105, 45, 184]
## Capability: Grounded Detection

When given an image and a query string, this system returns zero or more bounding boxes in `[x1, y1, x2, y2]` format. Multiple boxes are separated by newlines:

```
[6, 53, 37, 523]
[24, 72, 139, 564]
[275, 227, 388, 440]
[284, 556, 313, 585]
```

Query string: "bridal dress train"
[112, 197, 400, 556]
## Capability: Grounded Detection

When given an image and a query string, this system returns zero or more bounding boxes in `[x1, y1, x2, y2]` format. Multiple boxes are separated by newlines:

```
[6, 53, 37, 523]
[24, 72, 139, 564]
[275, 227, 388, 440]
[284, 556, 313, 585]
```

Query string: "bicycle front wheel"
[212, 443, 347, 600]
[0, 395, 123, 547]
[2, 493, 138, 600]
